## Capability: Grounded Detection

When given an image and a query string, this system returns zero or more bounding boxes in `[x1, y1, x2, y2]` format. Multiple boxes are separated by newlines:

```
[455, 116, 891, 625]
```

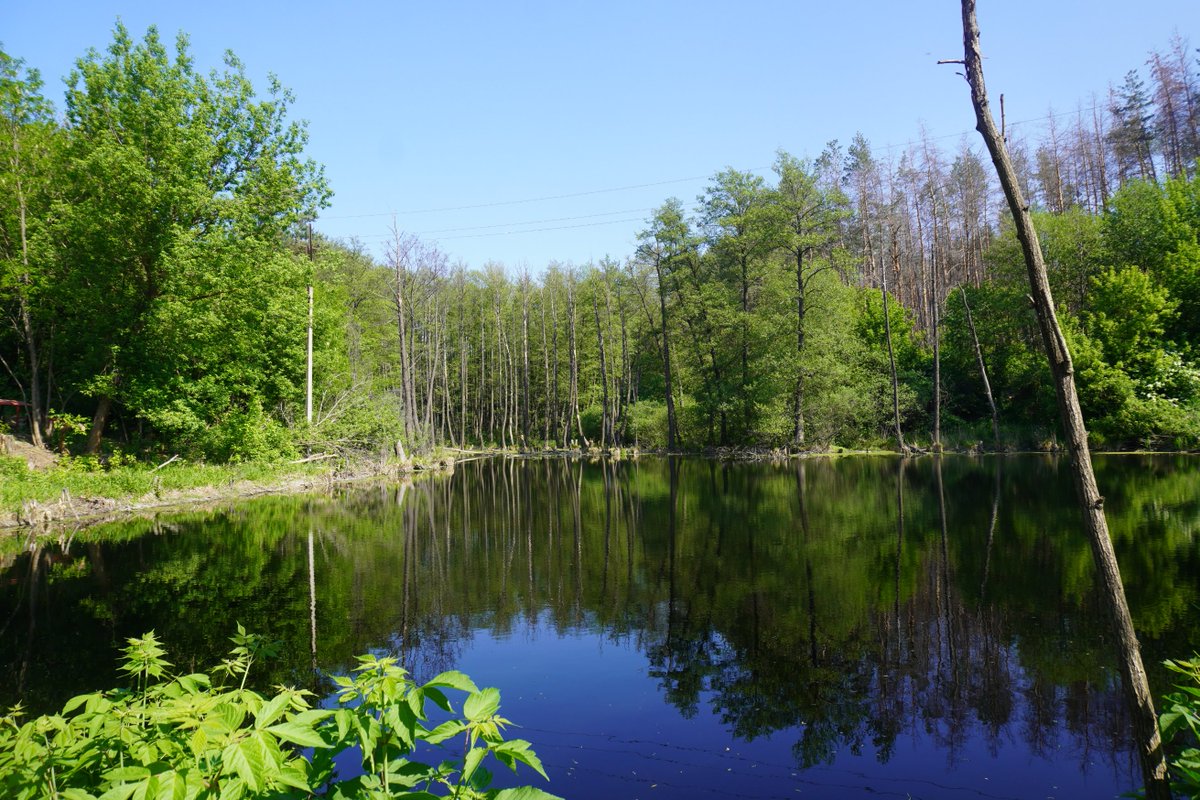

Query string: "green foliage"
[1160, 654, 1200, 796]
[0, 453, 28, 478]
[1, 27, 328, 460]
[626, 400, 670, 450]
[1083, 265, 1176, 382]
[185, 401, 298, 463]
[0, 628, 559, 800]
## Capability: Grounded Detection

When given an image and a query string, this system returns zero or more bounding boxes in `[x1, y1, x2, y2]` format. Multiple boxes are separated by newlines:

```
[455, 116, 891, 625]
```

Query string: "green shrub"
[0, 627, 560, 800]
[193, 402, 298, 463]
[0, 454, 28, 479]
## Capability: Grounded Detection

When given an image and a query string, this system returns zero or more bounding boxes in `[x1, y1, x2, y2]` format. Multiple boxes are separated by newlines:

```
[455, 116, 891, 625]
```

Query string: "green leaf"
[290, 708, 333, 726]
[489, 788, 565, 800]
[426, 671, 479, 694]
[253, 693, 291, 730]
[266, 721, 327, 748]
[423, 720, 465, 745]
[175, 674, 210, 695]
[275, 764, 311, 792]
[334, 708, 352, 741]
[63, 693, 96, 715]
[104, 766, 152, 783]
[464, 688, 501, 722]
[151, 770, 187, 800]
[209, 704, 246, 735]
[60, 790, 99, 800]
[98, 786, 139, 800]
[423, 686, 452, 713]
[492, 739, 549, 780]
[222, 739, 265, 793]
[462, 746, 487, 783]
[217, 776, 246, 800]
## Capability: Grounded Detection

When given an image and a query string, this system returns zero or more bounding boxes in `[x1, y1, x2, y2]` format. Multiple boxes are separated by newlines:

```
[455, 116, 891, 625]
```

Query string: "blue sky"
[6, 1, 1198, 271]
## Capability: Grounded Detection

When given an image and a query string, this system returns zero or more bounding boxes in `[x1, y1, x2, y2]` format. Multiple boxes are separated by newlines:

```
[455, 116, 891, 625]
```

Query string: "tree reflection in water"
[3, 455, 1199, 797]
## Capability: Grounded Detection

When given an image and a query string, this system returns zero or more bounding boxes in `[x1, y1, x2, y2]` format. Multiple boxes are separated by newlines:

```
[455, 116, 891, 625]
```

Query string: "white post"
[306, 283, 314, 426]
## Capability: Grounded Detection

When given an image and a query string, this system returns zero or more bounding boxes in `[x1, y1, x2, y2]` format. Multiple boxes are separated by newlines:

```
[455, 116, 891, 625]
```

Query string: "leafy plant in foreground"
[1160, 654, 1200, 797]
[0, 626, 560, 799]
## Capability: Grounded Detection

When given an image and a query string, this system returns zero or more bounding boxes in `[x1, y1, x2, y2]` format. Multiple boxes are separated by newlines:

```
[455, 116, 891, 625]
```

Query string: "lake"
[3, 455, 1199, 799]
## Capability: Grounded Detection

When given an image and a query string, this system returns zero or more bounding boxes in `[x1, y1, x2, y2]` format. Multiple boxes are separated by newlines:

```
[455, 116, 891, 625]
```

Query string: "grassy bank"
[0, 453, 332, 517]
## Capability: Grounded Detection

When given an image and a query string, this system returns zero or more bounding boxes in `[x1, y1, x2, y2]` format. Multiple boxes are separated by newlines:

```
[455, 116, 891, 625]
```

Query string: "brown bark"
[84, 393, 113, 455]
[955, 3, 1170, 796]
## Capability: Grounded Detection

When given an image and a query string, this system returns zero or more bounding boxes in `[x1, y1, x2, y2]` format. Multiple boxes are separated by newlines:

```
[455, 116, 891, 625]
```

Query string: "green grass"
[0, 454, 329, 513]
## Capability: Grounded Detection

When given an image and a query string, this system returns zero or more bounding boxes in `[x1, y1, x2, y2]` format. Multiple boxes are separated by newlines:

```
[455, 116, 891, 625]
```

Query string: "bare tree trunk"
[459, 270, 468, 447]
[651, 256, 678, 451]
[85, 393, 113, 455]
[925, 175, 944, 452]
[603, 271, 622, 445]
[541, 290, 551, 446]
[520, 271, 531, 450]
[11, 132, 45, 449]
[392, 243, 418, 447]
[617, 284, 631, 443]
[425, 299, 440, 445]
[959, 286, 1000, 449]
[442, 312, 454, 447]
[791, 249, 807, 450]
[566, 273, 590, 448]
[494, 294, 507, 450]
[550, 286, 561, 447]
[593, 289, 611, 449]
[953, 4, 1169, 795]
[884, 240, 906, 452]
[480, 314, 488, 444]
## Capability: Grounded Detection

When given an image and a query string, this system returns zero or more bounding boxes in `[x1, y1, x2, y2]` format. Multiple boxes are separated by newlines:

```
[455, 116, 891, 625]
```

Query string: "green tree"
[1083, 265, 1176, 382]
[54, 24, 328, 455]
[771, 149, 851, 448]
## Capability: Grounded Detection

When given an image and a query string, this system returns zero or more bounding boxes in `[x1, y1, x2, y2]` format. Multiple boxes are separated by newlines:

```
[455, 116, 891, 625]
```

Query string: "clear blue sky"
[6, 1, 1198, 271]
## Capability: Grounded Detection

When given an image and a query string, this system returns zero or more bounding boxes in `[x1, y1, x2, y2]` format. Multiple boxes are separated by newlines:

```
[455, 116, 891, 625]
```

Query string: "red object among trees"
[0, 399, 29, 431]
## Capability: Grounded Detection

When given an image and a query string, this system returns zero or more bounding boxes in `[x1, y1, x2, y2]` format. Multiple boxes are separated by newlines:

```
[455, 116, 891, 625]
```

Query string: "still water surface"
[3, 455, 1200, 799]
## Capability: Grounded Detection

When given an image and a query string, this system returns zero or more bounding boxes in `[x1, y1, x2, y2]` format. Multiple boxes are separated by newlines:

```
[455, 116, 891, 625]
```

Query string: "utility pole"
[306, 223, 314, 429]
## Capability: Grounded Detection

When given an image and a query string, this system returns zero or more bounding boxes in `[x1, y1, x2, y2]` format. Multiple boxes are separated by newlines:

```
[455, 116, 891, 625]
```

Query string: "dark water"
[3, 455, 1200, 799]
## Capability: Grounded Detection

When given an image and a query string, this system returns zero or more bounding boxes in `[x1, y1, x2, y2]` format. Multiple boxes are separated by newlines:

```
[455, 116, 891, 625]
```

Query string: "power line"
[335, 203, 705, 241]
[319, 104, 1120, 251]
[320, 105, 1105, 231]
[417, 207, 660, 235]
[321, 175, 714, 220]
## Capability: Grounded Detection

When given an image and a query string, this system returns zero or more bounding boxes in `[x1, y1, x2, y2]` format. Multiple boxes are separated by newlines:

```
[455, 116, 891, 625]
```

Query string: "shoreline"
[3, 445, 1192, 535]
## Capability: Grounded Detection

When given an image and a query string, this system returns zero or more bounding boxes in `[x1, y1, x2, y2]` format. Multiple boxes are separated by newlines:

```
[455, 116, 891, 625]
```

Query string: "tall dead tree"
[948, 3, 1170, 796]
[593, 283, 611, 449]
[519, 268, 531, 450]
[959, 286, 999, 449]
[885, 231, 906, 452]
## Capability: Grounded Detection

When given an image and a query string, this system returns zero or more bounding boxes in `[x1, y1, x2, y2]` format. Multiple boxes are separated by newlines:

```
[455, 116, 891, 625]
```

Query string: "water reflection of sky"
[401, 611, 1134, 800]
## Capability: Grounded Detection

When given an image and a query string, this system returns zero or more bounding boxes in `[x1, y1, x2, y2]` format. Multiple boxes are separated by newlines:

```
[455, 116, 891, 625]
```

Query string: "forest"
[3, 26, 1200, 461]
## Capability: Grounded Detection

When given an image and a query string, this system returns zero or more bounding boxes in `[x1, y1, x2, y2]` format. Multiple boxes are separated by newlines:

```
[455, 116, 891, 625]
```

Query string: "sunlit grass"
[0, 454, 327, 512]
